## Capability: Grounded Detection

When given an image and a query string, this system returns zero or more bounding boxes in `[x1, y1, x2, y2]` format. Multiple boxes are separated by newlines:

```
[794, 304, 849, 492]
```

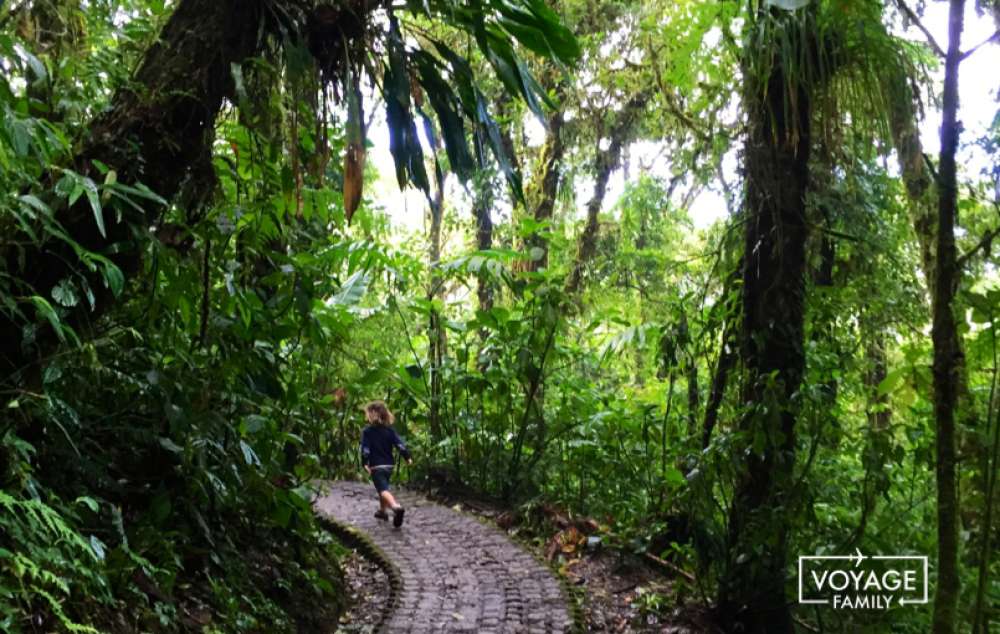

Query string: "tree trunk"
[812, 230, 839, 403]
[888, 73, 937, 284]
[0, 0, 267, 382]
[565, 94, 647, 295]
[890, 16, 982, 619]
[717, 14, 811, 632]
[686, 346, 700, 441]
[473, 176, 494, 312]
[701, 266, 740, 449]
[702, 330, 735, 449]
[931, 1, 965, 631]
[853, 318, 891, 546]
[521, 108, 564, 272]
[427, 169, 445, 441]
[677, 311, 699, 440]
[972, 310, 999, 633]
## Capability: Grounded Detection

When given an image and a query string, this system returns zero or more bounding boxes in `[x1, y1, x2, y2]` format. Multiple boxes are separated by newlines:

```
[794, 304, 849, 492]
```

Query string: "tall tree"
[0, 0, 266, 382]
[930, 0, 965, 630]
[888, 71, 937, 282]
[473, 173, 496, 311]
[717, 7, 813, 631]
[426, 133, 446, 441]
[521, 105, 565, 272]
[0, 0, 579, 385]
[565, 93, 648, 295]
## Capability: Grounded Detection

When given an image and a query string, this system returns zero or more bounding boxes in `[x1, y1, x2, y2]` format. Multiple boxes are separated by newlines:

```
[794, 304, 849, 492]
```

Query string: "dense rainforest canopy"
[1, 0, 999, 631]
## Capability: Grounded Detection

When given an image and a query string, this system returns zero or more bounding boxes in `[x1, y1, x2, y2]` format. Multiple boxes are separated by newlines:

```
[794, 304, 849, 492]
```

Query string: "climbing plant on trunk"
[716, 6, 813, 631]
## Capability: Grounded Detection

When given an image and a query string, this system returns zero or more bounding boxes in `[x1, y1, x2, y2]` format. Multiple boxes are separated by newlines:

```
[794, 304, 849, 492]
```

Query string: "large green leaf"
[475, 89, 524, 204]
[30, 296, 69, 343]
[413, 51, 475, 182]
[329, 270, 370, 307]
[498, 0, 580, 62]
[385, 15, 430, 194]
[479, 26, 547, 119]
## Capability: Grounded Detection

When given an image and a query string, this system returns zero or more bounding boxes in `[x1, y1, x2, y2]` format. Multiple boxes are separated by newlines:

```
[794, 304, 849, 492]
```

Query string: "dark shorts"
[370, 467, 393, 493]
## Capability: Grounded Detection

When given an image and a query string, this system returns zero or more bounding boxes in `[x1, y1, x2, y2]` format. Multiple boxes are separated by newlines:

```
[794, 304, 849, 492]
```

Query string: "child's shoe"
[374, 510, 389, 521]
[392, 506, 405, 527]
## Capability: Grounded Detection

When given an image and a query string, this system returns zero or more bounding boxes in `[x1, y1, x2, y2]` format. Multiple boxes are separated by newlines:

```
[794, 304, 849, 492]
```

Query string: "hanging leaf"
[82, 176, 105, 238]
[476, 89, 524, 204]
[230, 62, 248, 108]
[89, 535, 107, 562]
[412, 51, 475, 182]
[30, 296, 66, 342]
[52, 279, 79, 307]
[480, 28, 542, 119]
[21, 48, 48, 83]
[343, 63, 366, 224]
[417, 105, 446, 202]
[384, 14, 430, 194]
[92, 256, 125, 297]
[499, 0, 580, 62]
[239, 440, 260, 466]
[329, 270, 370, 307]
[876, 367, 906, 396]
[429, 40, 478, 119]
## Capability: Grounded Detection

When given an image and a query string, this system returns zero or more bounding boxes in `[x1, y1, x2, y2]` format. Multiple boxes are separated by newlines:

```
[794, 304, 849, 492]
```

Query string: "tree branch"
[958, 224, 1000, 269]
[895, 0, 947, 58]
[960, 30, 1000, 60]
[565, 92, 649, 295]
[923, 152, 940, 183]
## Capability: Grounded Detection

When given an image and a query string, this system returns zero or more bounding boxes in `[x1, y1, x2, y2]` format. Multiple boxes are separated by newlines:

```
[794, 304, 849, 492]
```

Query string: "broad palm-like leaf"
[377, 0, 580, 206]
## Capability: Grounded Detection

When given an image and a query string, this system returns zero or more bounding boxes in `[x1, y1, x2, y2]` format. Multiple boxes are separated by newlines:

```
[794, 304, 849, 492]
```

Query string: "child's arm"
[392, 428, 412, 463]
[360, 427, 373, 473]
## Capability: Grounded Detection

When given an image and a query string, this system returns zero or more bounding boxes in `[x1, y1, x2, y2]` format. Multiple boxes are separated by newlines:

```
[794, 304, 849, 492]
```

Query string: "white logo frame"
[797, 550, 928, 606]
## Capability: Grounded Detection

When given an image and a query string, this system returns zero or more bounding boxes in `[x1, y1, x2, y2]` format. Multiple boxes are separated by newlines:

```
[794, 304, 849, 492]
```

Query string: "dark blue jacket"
[360, 425, 411, 468]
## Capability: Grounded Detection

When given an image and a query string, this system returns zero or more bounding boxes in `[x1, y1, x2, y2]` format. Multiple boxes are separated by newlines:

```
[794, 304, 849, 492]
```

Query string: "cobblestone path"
[315, 481, 572, 633]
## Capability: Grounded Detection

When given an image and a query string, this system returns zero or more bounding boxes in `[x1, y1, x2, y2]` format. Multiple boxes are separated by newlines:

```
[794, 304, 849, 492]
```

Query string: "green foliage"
[0, 492, 109, 633]
[1, 0, 999, 632]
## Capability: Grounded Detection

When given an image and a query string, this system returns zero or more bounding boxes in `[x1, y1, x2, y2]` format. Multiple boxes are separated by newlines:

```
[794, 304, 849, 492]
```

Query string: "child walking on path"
[359, 401, 412, 527]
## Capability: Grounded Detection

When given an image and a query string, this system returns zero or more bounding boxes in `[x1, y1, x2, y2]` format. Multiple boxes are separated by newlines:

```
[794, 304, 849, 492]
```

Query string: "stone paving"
[315, 481, 572, 633]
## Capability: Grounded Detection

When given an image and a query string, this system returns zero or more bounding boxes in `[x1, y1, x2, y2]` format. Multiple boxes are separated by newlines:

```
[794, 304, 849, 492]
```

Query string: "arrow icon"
[853, 548, 867, 568]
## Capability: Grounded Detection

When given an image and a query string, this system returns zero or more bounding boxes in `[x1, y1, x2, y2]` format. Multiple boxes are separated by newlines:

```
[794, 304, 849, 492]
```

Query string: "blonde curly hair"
[364, 400, 395, 425]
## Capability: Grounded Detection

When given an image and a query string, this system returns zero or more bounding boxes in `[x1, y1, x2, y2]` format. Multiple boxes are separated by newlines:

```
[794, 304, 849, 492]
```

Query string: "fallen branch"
[643, 552, 696, 585]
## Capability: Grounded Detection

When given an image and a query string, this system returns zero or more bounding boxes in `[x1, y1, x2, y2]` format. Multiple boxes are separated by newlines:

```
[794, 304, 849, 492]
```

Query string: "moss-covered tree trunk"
[565, 93, 647, 295]
[931, 0, 965, 630]
[521, 108, 564, 273]
[702, 266, 739, 448]
[717, 13, 811, 633]
[853, 316, 891, 546]
[0, 0, 267, 382]
[474, 182, 494, 311]
[888, 73, 937, 284]
[890, 17, 980, 627]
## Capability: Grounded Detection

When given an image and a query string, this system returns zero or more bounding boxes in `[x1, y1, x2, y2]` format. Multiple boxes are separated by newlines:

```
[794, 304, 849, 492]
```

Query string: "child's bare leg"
[380, 490, 401, 510]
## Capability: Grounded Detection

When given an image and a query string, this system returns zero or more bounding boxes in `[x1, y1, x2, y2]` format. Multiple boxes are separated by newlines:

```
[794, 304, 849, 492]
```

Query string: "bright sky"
[368, 4, 1000, 236]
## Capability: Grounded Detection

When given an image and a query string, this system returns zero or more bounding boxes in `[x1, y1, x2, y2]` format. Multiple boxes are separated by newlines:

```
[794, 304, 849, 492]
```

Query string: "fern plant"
[0, 492, 110, 633]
